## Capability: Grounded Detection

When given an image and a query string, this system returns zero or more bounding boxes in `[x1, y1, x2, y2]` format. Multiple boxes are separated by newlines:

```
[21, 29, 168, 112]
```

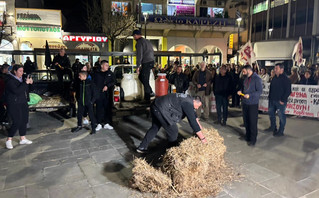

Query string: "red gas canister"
[155, 73, 169, 97]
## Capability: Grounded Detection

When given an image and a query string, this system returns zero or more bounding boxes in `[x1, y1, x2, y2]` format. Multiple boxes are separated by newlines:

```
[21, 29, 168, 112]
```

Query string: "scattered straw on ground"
[131, 128, 235, 198]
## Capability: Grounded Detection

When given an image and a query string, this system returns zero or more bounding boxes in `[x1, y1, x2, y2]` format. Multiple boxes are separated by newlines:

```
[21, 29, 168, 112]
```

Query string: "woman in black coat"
[5, 65, 33, 149]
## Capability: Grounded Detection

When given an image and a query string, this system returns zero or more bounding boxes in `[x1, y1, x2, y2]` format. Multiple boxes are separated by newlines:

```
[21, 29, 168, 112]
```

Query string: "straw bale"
[131, 128, 234, 198]
[131, 158, 172, 193]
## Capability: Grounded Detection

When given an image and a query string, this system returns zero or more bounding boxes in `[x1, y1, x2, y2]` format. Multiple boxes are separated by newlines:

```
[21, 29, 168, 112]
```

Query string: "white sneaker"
[104, 124, 114, 130]
[6, 140, 13, 149]
[96, 124, 102, 131]
[83, 118, 89, 125]
[19, 139, 32, 145]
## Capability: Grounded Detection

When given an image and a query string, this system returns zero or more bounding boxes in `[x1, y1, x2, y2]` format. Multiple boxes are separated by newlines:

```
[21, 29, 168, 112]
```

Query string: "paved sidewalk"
[0, 109, 318, 198]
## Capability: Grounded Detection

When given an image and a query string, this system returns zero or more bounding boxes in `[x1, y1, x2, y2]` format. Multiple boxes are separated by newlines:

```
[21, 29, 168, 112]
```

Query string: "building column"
[265, 0, 271, 40]
[286, 0, 292, 38]
[108, 41, 112, 65]
[161, 37, 167, 68]
[133, 39, 137, 65]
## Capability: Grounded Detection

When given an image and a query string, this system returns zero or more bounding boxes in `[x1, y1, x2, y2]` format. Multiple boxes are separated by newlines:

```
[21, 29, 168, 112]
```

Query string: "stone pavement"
[0, 108, 318, 198]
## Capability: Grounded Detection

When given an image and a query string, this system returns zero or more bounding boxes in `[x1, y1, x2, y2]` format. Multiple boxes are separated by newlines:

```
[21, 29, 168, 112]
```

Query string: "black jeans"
[138, 61, 154, 101]
[215, 95, 228, 122]
[7, 103, 29, 138]
[95, 92, 112, 125]
[242, 103, 259, 144]
[77, 103, 96, 130]
[139, 105, 178, 149]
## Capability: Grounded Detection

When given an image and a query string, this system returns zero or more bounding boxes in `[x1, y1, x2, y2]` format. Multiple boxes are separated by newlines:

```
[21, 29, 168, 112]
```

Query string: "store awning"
[254, 40, 297, 60]
[19, 38, 66, 50]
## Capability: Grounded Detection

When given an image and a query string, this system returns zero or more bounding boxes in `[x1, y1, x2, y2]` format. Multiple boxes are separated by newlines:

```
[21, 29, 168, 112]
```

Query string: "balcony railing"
[140, 15, 244, 28]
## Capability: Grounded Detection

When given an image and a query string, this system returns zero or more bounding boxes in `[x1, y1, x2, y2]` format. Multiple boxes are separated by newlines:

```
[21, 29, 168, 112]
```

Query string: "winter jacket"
[135, 37, 154, 67]
[213, 74, 232, 97]
[192, 69, 213, 96]
[52, 54, 71, 71]
[93, 70, 115, 98]
[168, 72, 189, 93]
[299, 77, 317, 85]
[269, 73, 292, 103]
[241, 72, 263, 105]
[5, 74, 29, 105]
[154, 93, 201, 132]
[77, 78, 98, 106]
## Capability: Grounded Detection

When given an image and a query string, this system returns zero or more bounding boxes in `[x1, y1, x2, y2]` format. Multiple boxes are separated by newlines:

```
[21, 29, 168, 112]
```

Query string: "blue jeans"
[268, 100, 287, 134]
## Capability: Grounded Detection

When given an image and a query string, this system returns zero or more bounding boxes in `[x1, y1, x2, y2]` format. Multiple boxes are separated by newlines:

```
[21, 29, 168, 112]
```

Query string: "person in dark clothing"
[0, 64, 9, 124]
[71, 71, 98, 135]
[266, 63, 292, 136]
[52, 48, 72, 93]
[237, 65, 263, 146]
[71, 59, 83, 80]
[299, 70, 317, 85]
[168, 65, 189, 93]
[133, 29, 155, 102]
[192, 62, 213, 120]
[93, 60, 115, 131]
[5, 65, 33, 149]
[230, 65, 241, 107]
[23, 57, 36, 75]
[136, 94, 207, 153]
[213, 65, 232, 125]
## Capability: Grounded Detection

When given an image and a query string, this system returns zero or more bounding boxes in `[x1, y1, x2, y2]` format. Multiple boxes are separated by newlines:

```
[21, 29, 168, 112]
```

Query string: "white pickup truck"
[110, 64, 155, 117]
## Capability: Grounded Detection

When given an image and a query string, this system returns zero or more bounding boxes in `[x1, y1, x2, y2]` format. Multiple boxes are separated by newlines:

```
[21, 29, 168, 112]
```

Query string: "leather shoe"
[90, 130, 96, 135]
[273, 132, 284, 137]
[264, 127, 276, 133]
[247, 142, 255, 146]
[71, 126, 82, 133]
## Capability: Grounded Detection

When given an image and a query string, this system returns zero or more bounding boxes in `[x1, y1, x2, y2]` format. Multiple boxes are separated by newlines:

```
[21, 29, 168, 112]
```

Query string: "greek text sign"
[62, 35, 108, 43]
[259, 83, 319, 118]
[16, 8, 62, 26]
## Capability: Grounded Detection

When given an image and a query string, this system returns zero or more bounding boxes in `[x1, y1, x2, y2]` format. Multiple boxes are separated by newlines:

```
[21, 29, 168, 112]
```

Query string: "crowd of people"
[1, 29, 318, 151]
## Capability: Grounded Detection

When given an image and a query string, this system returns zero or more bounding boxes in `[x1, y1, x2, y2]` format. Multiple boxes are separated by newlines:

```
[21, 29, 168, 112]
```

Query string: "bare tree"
[102, 12, 136, 52]
[84, 0, 103, 33]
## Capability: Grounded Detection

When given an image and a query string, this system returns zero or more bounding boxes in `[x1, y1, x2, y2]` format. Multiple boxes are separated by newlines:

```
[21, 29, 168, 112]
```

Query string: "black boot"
[90, 129, 96, 135]
[71, 126, 82, 133]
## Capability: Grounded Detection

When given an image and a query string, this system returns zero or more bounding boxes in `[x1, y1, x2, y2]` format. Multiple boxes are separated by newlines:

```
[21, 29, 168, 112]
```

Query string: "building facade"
[102, 0, 249, 66]
[250, 0, 319, 66]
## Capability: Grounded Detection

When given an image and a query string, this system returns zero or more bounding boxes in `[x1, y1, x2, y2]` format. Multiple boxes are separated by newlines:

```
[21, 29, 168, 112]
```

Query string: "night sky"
[15, 0, 90, 32]
[43, 0, 89, 33]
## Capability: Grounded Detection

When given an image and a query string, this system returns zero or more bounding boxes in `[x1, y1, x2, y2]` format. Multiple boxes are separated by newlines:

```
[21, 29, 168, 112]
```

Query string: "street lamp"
[143, 12, 149, 39]
[236, 16, 242, 65]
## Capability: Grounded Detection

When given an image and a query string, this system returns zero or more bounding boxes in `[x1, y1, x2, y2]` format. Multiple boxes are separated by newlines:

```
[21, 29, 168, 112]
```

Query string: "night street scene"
[1, 0, 319, 197]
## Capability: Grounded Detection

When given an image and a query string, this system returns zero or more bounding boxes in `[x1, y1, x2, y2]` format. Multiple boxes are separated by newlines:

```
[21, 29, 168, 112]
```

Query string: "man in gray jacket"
[133, 30, 154, 102]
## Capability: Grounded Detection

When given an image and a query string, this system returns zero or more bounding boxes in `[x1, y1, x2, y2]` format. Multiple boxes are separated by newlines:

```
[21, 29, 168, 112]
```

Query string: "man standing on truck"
[93, 60, 115, 131]
[136, 94, 207, 153]
[52, 48, 72, 94]
[133, 30, 155, 102]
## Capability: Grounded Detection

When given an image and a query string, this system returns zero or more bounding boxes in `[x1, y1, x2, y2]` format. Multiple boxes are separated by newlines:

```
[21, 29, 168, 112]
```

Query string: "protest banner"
[259, 83, 319, 118]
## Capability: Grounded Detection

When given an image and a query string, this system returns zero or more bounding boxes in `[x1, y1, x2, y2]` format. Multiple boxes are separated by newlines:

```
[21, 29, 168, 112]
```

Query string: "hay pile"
[131, 128, 234, 198]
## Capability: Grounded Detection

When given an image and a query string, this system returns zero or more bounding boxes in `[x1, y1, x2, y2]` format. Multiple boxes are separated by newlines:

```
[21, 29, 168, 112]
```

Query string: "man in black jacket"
[136, 94, 207, 153]
[71, 71, 98, 134]
[52, 48, 72, 94]
[168, 65, 189, 93]
[23, 57, 36, 75]
[93, 60, 115, 131]
[213, 65, 232, 125]
[266, 63, 291, 136]
[133, 29, 154, 102]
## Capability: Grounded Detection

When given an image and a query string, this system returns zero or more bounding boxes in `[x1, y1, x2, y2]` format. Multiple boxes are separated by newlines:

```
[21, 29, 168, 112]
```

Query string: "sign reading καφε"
[15, 8, 62, 26]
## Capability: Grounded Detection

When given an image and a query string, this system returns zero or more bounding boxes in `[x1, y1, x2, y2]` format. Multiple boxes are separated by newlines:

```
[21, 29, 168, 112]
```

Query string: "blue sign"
[141, 15, 238, 27]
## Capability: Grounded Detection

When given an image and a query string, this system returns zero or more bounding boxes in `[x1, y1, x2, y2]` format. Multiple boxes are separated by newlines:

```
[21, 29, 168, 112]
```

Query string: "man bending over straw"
[136, 94, 207, 153]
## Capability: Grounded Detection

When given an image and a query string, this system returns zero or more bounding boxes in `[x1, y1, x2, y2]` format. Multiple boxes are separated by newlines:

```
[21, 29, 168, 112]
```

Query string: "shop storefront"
[62, 33, 109, 64]
[15, 8, 64, 68]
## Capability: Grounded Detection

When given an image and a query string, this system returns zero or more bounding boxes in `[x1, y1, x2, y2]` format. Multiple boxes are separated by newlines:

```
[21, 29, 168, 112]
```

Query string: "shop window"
[167, 0, 195, 16]
[141, 3, 162, 15]
[111, 1, 131, 16]
[207, 7, 224, 18]
[0, 1, 6, 26]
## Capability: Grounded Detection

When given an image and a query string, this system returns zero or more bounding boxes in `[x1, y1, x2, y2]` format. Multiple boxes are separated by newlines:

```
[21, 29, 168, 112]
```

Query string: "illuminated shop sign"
[62, 35, 108, 43]
[16, 8, 62, 26]
[142, 15, 237, 27]
[17, 26, 61, 32]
